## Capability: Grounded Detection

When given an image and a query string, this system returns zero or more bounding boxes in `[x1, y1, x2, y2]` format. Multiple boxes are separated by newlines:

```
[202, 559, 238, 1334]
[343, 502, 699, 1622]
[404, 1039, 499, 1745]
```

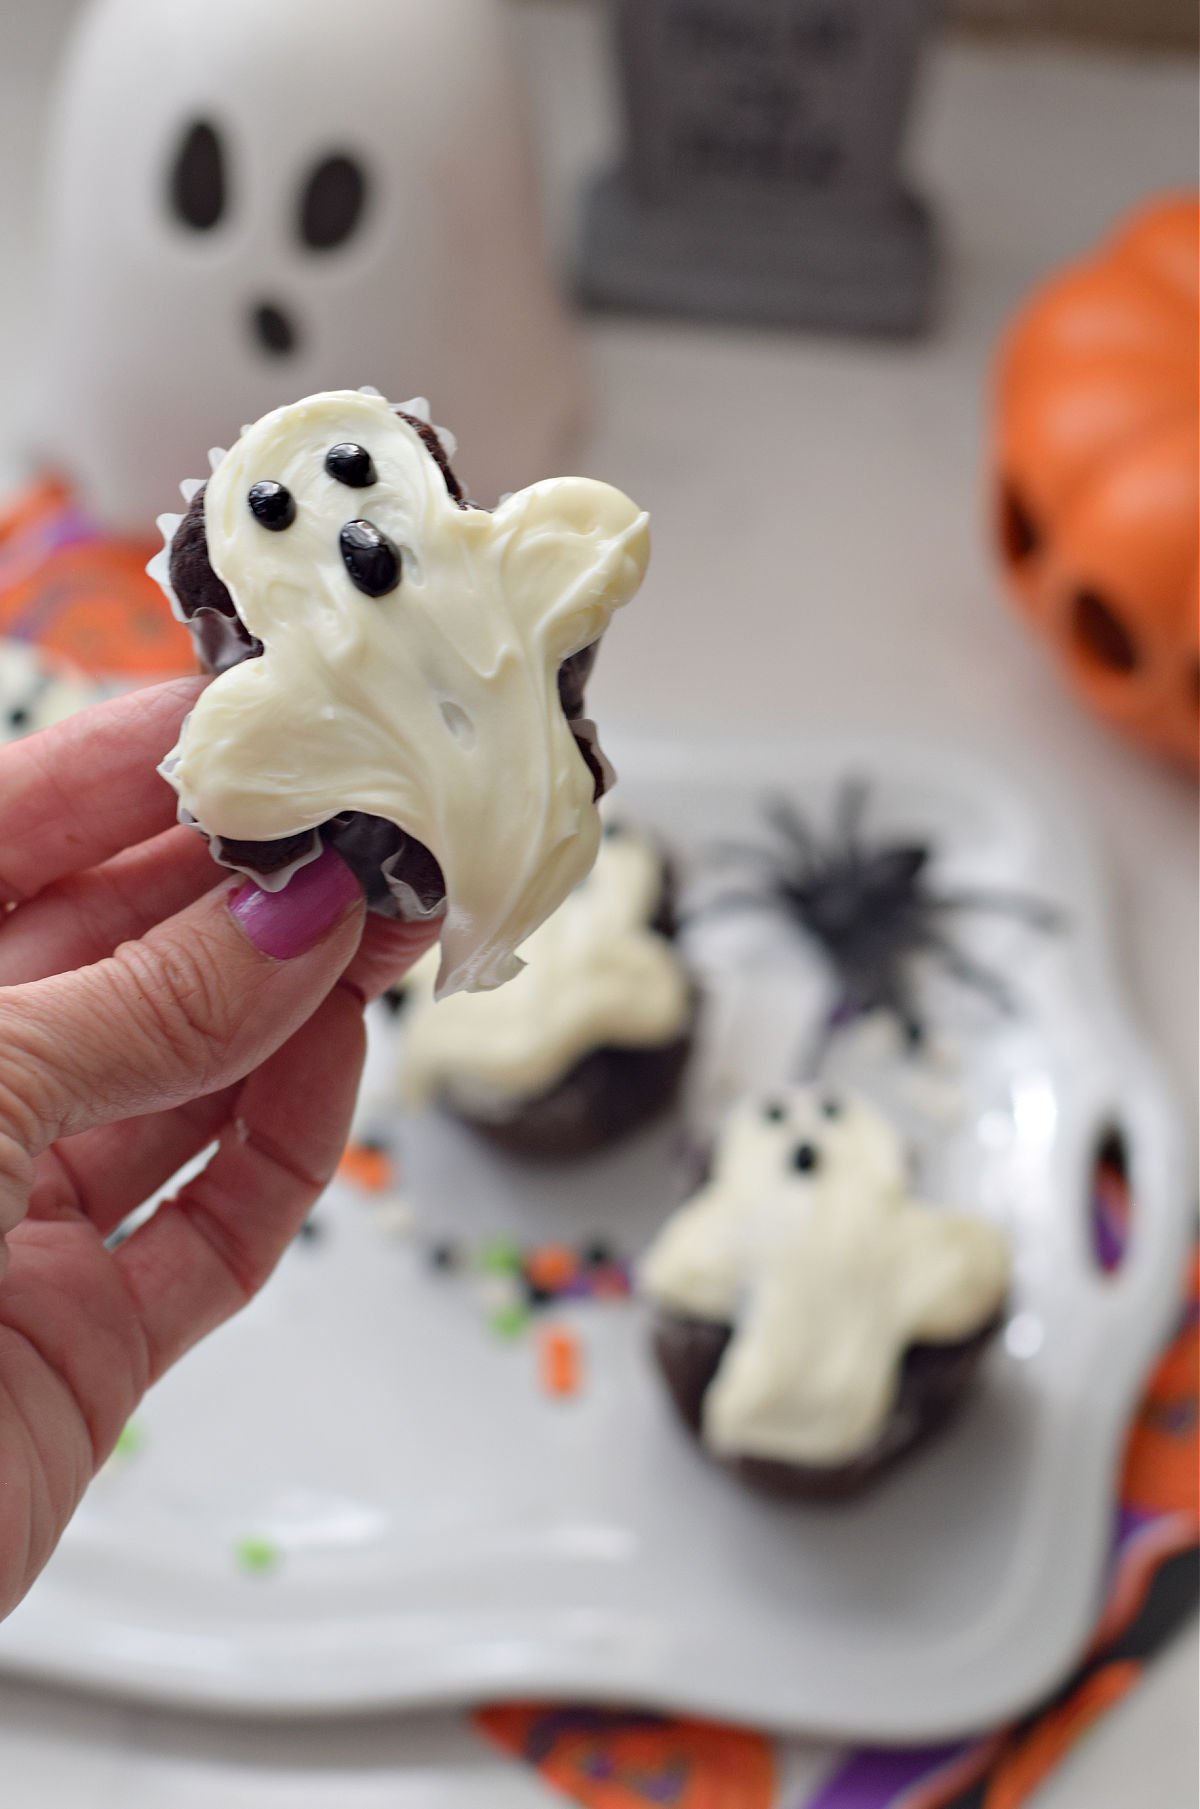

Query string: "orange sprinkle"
[337, 1142, 395, 1193]
[525, 1244, 579, 1292]
[539, 1324, 583, 1398]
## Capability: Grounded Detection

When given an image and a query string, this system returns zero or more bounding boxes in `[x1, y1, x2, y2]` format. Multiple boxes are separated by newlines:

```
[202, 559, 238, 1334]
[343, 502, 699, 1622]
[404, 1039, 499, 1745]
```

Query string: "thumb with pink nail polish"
[228, 845, 364, 959]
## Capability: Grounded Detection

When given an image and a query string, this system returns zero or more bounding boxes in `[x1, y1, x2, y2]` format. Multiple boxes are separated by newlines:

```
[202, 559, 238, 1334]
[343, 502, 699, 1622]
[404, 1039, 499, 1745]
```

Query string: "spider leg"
[931, 888, 1065, 932]
[872, 974, 926, 1048]
[832, 775, 871, 857]
[763, 795, 821, 871]
[919, 929, 1017, 1015]
[794, 995, 861, 1081]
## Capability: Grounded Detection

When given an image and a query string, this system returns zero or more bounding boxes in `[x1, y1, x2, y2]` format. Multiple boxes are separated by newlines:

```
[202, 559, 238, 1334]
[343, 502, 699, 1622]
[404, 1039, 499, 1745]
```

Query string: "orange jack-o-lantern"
[992, 195, 1199, 772]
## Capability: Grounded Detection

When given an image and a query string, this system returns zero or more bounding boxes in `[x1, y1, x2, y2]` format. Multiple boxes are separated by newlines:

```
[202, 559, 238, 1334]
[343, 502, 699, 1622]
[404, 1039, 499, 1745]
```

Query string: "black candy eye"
[7, 706, 29, 731]
[169, 120, 226, 231]
[325, 443, 377, 488]
[821, 1098, 842, 1119]
[298, 153, 368, 250]
[763, 1102, 787, 1123]
[247, 481, 296, 530]
[340, 520, 401, 596]
[792, 1142, 820, 1174]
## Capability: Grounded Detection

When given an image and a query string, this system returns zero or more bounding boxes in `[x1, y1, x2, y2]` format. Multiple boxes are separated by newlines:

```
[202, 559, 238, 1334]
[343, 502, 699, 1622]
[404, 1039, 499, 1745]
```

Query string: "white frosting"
[641, 1089, 1010, 1466]
[156, 390, 649, 995]
[0, 640, 98, 742]
[400, 825, 691, 1111]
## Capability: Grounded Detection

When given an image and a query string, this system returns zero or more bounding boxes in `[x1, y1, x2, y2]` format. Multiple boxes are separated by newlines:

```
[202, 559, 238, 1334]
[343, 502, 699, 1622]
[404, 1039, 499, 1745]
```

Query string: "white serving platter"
[0, 734, 1189, 1743]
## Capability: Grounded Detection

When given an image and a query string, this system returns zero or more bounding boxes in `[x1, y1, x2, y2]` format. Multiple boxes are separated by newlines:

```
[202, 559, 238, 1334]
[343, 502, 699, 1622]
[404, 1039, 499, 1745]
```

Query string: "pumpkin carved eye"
[999, 483, 1041, 565]
[1072, 590, 1138, 676]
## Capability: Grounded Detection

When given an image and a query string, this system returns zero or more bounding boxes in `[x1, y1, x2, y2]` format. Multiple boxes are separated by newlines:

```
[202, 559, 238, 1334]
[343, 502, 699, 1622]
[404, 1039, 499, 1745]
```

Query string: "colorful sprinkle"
[477, 1236, 524, 1276]
[234, 1534, 281, 1575]
[525, 1244, 580, 1293]
[111, 1418, 144, 1461]
[338, 1141, 395, 1193]
[589, 1263, 632, 1301]
[490, 1303, 532, 1341]
[371, 1195, 416, 1239]
[478, 1272, 524, 1314]
[539, 1325, 584, 1398]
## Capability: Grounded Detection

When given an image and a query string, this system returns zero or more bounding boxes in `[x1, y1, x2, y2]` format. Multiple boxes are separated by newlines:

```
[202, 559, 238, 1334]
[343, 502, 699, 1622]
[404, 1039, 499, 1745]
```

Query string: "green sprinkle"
[234, 1534, 281, 1575]
[112, 1419, 143, 1460]
[477, 1237, 523, 1276]
[489, 1303, 531, 1341]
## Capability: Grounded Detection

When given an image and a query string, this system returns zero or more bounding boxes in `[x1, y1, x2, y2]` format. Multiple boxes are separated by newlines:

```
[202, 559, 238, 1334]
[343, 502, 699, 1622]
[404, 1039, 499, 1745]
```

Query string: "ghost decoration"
[641, 1089, 1010, 1466]
[0, 639, 99, 743]
[155, 389, 650, 997]
[37, 0, 582, 536]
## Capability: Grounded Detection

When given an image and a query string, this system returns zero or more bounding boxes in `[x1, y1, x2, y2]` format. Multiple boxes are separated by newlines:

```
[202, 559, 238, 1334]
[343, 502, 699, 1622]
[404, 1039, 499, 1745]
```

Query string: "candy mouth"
[250, 300, 300, 357]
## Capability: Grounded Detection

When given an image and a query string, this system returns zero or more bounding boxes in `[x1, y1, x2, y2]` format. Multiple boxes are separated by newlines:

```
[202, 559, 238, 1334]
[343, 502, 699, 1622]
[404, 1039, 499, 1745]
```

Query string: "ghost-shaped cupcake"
[153, 388, 649, 995]
[397, 820, 695, 1158]
[641, 1088, 1010, 1498]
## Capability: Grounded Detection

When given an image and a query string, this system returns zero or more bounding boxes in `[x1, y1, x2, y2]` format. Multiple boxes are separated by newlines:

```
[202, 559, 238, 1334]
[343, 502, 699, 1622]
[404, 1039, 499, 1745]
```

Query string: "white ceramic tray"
[0, 734, 1189, 1742]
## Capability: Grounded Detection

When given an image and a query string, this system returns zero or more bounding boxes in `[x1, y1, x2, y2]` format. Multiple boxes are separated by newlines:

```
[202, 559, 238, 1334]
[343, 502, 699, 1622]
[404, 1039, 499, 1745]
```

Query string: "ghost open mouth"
[152, 389, 649, 995]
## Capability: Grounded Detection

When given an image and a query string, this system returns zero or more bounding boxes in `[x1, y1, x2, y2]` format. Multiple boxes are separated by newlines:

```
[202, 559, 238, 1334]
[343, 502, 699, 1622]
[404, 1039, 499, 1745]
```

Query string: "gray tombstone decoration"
[577, 0, 937, 334]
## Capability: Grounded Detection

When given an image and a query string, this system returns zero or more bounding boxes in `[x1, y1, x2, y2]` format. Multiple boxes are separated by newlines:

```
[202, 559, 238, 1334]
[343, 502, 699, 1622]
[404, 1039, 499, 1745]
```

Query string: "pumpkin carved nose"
[999, 482, 1041, 566]
[1072, 590, 1138, 676]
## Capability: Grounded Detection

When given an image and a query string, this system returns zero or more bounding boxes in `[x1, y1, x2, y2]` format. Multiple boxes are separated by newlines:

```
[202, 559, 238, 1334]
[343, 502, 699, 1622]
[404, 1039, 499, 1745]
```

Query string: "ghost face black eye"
[821, 1098, 842, 1119]
[169, 120, 227, 231]
[298, 153, 369, 251]
[248, 481, 296, 530]
[325, 443, 377, 487]
[792, 1142, 821, 1174]
[340, 520, 401, 596]
[763, 1101, 787, 1123]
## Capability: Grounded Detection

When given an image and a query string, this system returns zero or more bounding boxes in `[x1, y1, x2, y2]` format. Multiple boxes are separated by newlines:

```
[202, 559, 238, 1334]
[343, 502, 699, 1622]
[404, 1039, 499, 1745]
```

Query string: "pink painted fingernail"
[228, 845, 362, 959]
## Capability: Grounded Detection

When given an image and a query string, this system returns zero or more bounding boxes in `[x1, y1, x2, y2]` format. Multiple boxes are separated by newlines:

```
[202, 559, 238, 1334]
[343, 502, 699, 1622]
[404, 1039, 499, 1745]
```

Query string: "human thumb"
[0, 845, 367, 1158]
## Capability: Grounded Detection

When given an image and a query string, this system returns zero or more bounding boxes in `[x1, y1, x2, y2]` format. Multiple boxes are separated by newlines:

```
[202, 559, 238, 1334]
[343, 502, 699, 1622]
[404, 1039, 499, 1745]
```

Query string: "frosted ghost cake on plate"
[397, 820, 696, 1159]
[152, 388, 649, 994]
[641, 1086, 1011, 1499]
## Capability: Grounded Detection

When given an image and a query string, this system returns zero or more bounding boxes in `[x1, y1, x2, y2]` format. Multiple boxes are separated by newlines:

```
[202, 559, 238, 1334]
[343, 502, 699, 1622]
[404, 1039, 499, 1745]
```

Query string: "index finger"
[0, 676, 205, 904]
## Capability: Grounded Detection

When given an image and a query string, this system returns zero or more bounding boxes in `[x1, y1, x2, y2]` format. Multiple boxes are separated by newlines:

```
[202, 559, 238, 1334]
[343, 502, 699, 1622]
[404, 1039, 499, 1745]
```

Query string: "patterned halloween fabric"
[0, 477, 193, 677]
[479, 1249, 1198, 1809]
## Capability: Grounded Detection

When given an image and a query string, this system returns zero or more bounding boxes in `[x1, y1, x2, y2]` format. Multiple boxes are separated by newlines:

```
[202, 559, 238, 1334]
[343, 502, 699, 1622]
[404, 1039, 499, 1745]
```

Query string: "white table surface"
[0, 2, 1195, 1804]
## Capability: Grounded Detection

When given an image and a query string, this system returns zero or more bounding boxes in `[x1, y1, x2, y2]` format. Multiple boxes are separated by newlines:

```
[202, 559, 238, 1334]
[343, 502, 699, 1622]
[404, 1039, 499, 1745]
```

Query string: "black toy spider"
[696, 779, 1062, 1063]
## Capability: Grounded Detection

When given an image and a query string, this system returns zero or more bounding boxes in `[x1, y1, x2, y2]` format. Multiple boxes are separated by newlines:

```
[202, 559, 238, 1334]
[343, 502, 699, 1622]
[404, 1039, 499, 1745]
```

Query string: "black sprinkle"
[428, 1241, 459, 1272]
[792, 1142, 821, 1174]
[248, 480, 296, 530]
[325, 442, 377, 488]
[523, 1280, 554, 1308]
[297, 1217, 323, 1244]
[340, 519, 401, 596]
[763, 1102, 787, 1123]
[821, 1098, 843, 1119]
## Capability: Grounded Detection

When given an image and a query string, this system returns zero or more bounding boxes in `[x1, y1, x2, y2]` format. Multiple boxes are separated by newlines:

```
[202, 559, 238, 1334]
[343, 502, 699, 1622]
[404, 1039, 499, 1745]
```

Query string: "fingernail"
[228, 845, 362, 959]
